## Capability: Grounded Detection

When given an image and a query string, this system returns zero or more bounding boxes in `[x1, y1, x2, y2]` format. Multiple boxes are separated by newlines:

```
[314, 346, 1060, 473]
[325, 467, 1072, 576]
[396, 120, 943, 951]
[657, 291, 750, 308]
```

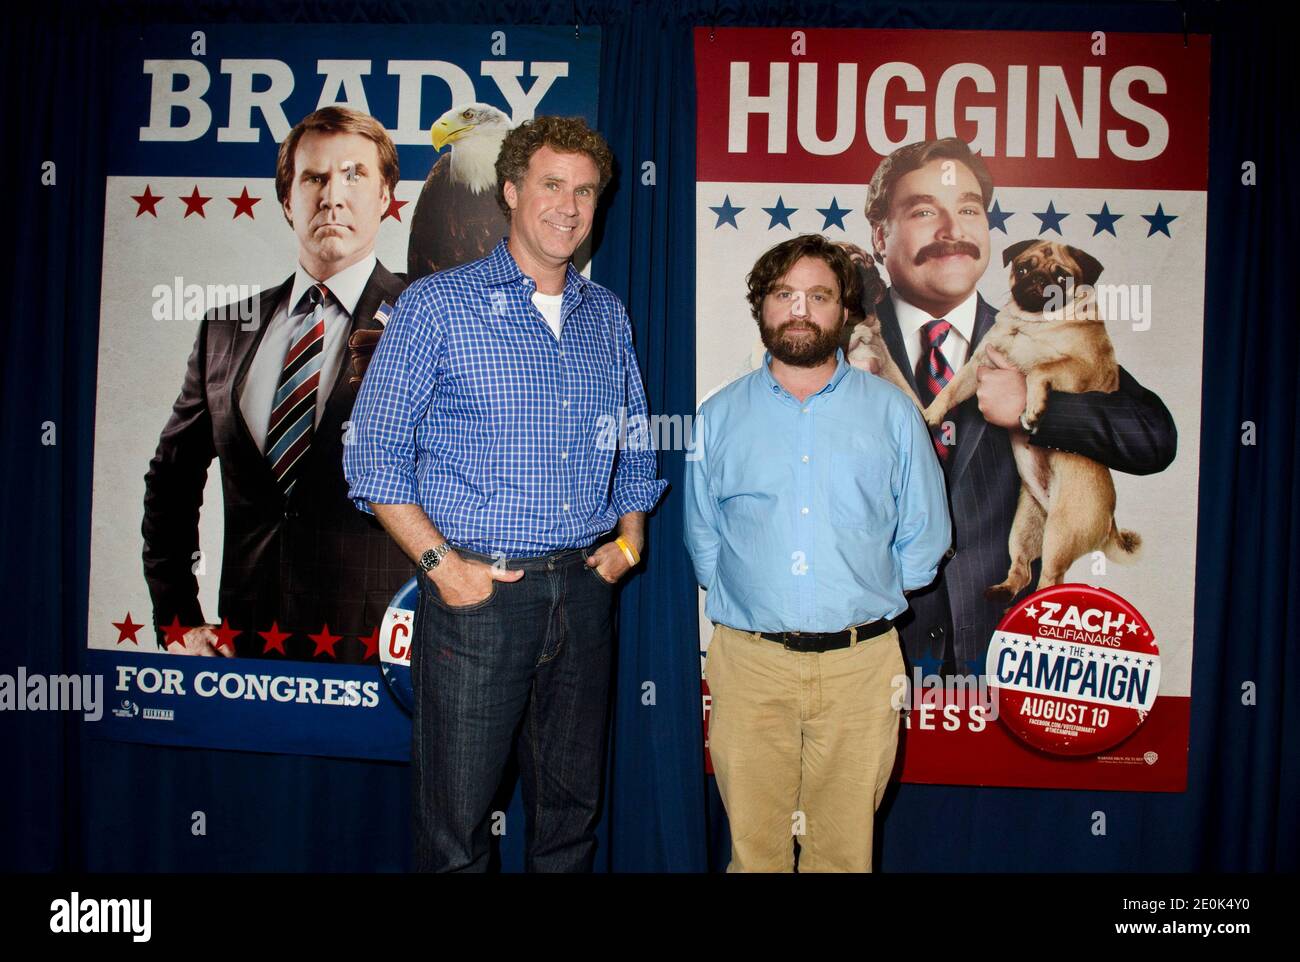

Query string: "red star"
[259, 621, 290, 656]
[309, 623, 342, 659]
[212, 617, 240, 652]
[113, 612, 144, 645]
[229, 187, 260, 219]
[357, 626, 381, 661]
[180, 186, 212, 218]
[382, 197, 408, 222]
[131, 185, 163, 218]
[161, 615, 189, 650]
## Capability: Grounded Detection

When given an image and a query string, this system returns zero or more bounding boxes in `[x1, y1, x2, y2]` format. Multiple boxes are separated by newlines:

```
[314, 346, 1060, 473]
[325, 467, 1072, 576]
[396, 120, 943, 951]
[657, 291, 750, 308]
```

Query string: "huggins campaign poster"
[694, 27, 1208, 791]
[87, 24, 600, 759]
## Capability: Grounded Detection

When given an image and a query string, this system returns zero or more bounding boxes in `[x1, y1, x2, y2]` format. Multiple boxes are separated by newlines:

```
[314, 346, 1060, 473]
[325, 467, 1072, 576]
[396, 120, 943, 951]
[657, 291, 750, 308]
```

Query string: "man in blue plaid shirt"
[345, 116, 665, 872]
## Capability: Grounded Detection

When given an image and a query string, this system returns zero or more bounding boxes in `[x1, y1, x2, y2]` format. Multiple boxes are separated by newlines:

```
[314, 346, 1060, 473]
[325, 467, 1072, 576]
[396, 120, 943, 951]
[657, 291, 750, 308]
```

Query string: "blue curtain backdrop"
[3, 0, 1295, 872]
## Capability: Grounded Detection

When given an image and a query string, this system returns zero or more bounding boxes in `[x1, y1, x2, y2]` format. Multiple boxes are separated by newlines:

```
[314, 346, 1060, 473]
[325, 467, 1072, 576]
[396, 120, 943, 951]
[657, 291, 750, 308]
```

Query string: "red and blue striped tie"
[267, 283, 329, 496]
[917, 318, 955, 460]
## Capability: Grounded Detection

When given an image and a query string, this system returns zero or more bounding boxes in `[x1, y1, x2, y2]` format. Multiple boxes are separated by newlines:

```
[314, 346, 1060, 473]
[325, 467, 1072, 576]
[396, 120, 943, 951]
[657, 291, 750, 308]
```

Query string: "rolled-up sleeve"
[682, 405, 720, 588]
[892, 402, 952, 591]
[344, 282, 444, 514]
[610, 304, 668, 516]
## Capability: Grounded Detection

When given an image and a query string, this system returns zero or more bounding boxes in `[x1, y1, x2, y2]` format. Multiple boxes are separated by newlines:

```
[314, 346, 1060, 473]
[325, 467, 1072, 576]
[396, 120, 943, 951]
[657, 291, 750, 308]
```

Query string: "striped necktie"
[267, 283, 329, 496]
[917, 318, 955, 460]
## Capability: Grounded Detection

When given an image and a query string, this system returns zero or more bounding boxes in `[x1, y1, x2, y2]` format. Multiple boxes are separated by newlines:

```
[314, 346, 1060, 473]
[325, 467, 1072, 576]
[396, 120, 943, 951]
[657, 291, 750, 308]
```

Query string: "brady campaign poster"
[86, 23, 600, 760]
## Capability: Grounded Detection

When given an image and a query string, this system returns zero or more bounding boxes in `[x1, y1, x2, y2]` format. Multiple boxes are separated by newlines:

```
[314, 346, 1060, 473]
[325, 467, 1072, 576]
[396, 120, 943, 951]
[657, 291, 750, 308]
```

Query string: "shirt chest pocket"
[827, 452, 896, 530]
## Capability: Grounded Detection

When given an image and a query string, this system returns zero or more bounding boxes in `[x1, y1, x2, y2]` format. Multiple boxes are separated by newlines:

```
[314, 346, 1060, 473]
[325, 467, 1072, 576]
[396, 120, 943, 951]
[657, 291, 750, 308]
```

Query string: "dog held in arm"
[841, 254, 924, 409]
[922, 239, 1141, 601]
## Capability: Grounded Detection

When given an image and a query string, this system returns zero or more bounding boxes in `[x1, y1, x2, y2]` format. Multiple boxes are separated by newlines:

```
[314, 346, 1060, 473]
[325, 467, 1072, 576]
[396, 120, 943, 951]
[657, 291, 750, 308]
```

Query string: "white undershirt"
[532, 290, 564, 340]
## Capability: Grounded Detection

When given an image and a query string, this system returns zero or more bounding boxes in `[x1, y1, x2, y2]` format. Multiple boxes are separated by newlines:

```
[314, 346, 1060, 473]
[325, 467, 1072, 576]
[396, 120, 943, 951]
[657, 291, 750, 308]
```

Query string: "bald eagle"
[407, 103, 513, 281]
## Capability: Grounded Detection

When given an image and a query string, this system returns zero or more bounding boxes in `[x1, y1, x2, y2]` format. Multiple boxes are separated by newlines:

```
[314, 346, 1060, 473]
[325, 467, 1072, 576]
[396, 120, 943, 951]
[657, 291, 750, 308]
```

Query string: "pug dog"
[922, 239, 1141, 601]
[837, 244, 923, 409]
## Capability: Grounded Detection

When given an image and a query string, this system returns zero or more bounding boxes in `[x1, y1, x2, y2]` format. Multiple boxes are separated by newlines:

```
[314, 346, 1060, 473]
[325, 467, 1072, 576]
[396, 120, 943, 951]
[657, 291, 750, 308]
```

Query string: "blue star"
[763, 196, 797, 230]
[910, 652, 945, 681]
[817, 197, 851, 231]
[1088, 202, 1123, 237]
[1033, 201, 1068, 235]
[1141, 203, 1178, 237]
[986, 199, 1014, 233]
[710, 195, 744, 229]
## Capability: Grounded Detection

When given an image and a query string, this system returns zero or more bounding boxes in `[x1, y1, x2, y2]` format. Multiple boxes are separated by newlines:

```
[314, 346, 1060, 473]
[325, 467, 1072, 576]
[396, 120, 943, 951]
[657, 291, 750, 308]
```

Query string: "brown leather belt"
[758, 617, 894, 652]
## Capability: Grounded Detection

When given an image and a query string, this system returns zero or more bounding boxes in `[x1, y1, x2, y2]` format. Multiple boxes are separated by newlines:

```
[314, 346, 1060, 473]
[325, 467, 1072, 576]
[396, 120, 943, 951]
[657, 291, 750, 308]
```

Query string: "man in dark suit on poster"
[853, 138, 1177, 676]
[142, 106, 410, 662]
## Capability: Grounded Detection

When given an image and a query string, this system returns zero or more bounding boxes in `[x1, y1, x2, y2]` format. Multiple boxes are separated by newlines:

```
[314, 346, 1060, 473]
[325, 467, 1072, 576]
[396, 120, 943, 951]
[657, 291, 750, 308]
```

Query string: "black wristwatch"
[419, 543, 452, 572]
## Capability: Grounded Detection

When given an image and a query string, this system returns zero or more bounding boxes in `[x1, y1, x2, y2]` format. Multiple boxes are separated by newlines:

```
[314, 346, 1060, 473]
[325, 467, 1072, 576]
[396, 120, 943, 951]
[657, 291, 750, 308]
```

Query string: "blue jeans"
[411, 546, 615, 872]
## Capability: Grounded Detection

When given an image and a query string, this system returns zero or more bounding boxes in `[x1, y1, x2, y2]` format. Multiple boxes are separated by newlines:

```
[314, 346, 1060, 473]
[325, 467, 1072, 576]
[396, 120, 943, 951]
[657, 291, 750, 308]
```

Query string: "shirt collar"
[291, 252, 375, 318]
[890, 287, 979, 349]
[481, 236, 590, 298]
[759, 348, 850, 400]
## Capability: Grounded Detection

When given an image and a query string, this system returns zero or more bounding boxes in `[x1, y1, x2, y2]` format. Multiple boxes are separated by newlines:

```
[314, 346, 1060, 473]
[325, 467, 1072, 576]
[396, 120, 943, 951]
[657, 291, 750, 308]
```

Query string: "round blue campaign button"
[378, 577, 418, 715]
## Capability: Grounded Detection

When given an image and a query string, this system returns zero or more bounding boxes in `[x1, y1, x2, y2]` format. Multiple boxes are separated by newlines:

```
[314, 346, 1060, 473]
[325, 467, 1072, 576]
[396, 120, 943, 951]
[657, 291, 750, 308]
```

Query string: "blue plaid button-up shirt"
[345, 238, 666, 557]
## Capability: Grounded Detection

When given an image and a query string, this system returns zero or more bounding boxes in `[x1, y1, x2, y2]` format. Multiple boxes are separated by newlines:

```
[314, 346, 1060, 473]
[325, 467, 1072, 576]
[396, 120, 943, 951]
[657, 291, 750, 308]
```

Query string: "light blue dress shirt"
[684, 349, 952, 633]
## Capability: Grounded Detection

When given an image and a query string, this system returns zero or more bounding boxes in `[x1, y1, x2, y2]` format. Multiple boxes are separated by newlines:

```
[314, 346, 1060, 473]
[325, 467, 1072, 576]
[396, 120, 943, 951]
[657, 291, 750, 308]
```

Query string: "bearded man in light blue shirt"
[684, 233, 951, 873]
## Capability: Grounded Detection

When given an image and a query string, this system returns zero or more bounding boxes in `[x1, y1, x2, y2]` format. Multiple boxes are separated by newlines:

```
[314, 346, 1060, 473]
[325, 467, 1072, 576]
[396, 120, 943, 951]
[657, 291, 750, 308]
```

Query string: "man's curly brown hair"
[745, 234, 863, 322]
[495, 116, 614, 218]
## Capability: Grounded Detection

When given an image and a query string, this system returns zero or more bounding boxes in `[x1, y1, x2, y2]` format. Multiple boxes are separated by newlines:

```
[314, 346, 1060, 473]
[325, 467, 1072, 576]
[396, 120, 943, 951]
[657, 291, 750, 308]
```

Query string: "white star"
[1024, 605, 1039, 619]
[1126, 621, 1139, 634]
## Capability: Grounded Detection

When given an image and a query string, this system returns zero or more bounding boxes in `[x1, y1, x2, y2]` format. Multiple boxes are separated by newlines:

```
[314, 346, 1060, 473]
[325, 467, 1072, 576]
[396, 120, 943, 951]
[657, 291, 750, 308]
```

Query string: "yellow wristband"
[615, 536, 640, 566]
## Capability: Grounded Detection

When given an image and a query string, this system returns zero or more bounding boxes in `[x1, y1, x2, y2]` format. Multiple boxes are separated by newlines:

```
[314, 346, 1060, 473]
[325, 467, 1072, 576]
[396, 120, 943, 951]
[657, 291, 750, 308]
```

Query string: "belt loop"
[849, 625, 859, 647]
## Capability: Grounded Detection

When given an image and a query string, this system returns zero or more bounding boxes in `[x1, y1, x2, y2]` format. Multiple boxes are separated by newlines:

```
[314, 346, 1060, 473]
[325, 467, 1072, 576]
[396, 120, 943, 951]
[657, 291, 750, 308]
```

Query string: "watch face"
[420, 548, 437, 570]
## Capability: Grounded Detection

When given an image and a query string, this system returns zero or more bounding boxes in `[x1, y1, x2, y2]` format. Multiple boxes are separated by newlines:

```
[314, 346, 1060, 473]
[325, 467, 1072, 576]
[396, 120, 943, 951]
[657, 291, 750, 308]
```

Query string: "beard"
[760, 318, 844, 367]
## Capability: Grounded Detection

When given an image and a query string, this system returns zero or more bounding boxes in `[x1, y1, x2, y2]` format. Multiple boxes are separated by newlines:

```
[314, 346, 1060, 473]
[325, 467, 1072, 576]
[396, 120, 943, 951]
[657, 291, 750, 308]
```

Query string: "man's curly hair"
[495, 116, 614, 218]
[745, 234, 863, 322]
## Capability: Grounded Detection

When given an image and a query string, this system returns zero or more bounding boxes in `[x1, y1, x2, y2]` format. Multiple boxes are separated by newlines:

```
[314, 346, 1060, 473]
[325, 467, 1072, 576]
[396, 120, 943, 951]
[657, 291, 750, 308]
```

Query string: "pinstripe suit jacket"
[874, 289, 1177, 671]
[142, 261, 412, 661]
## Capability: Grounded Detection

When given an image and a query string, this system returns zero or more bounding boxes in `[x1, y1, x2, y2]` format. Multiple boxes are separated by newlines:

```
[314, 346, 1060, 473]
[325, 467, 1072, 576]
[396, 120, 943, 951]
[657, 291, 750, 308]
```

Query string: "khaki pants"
[705, 624, 904, 873]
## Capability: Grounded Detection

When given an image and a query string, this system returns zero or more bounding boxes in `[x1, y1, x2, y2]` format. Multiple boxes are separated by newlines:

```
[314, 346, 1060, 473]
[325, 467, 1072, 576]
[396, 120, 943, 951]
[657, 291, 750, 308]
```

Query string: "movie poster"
[87, 24, 600, 759]
[694, 28, 1209, 790]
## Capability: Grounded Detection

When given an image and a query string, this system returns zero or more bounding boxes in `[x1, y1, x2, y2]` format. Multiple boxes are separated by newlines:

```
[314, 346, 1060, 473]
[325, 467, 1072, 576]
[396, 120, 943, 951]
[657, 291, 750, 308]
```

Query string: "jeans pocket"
[581, 548, 618, 586]
[426, 575, 500, 613]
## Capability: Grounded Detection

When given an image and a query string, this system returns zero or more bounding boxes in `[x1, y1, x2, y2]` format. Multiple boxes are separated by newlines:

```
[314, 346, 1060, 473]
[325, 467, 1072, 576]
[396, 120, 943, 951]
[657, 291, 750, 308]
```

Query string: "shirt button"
[561, 399, 569, 408]
[562, 503, 570, 512]
[800, 507, 809, 515]
[560, 452, 568, 460]
[802, 407, 810, 414]
[801, 455, 810, 463]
